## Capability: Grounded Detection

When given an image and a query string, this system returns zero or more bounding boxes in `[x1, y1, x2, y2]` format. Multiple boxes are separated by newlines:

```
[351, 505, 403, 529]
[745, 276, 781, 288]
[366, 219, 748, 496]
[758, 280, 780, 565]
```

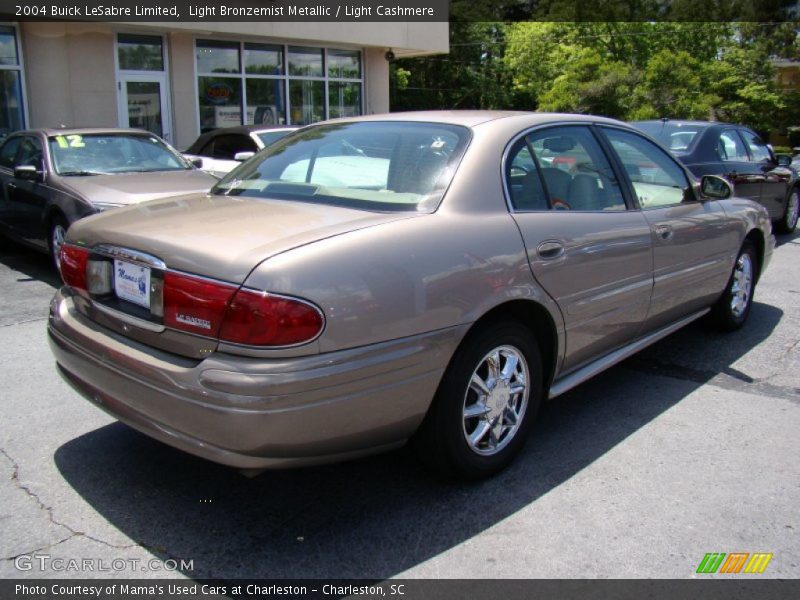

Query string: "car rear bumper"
[48, 289, 465, 469]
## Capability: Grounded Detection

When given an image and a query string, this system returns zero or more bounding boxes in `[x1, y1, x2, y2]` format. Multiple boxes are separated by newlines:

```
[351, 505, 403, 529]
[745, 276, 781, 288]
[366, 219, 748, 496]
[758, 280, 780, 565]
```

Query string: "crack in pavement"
[0, 317, 49, 328]
[0, 446, 208, 578]
[0, 446, 139, 561]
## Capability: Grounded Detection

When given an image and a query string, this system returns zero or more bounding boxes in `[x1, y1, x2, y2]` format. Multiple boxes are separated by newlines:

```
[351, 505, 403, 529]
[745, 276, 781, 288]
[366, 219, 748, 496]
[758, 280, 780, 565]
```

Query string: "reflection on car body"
[48, 112, 774, 479]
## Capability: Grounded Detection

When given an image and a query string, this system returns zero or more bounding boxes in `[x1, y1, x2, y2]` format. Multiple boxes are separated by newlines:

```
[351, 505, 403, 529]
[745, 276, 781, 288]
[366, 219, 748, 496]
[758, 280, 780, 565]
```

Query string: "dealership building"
[0, 20, 447, 149]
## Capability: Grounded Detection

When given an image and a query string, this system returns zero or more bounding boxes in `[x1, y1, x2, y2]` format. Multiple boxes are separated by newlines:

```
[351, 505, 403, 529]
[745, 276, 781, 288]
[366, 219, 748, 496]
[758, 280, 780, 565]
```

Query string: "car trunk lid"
[65, 193, 417, 358]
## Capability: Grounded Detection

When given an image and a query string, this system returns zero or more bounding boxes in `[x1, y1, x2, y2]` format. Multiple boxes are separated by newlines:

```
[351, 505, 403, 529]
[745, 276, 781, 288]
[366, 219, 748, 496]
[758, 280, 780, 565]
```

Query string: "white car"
[183, 125, 298, 178]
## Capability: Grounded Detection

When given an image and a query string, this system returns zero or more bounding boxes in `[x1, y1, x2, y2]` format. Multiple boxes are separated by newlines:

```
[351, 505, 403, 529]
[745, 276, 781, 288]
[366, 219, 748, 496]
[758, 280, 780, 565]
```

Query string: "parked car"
[48, 112, 774, 479]
[0, 128, 217, 267]
[632, 119, 798, 233]
[183, 125, 298, 177]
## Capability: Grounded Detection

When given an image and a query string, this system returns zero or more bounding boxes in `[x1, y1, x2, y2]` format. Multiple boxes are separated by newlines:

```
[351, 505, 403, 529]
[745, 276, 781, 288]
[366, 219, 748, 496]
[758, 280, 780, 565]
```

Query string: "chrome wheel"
[786, 191, 799, 230]
[462, 345, 529, 456]
[730, 252, 753, 318]
[51, 223, 66, 271]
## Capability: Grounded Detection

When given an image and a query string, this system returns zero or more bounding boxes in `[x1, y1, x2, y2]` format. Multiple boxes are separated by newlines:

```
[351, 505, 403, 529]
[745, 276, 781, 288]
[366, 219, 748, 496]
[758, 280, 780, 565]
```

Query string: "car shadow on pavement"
[53, 301, 783, 580]
[0, 235, 60, 288]
[775, 228, 800, 247]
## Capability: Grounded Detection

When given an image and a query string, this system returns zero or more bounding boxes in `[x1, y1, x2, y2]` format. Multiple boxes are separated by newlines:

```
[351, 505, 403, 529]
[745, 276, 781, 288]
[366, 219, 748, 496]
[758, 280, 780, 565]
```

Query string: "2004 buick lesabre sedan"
[48, 112, 775, 479]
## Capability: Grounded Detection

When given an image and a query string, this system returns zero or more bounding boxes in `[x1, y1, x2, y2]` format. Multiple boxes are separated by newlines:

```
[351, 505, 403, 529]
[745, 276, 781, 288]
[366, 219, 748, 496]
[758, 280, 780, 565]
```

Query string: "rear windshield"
[212, 121, 471, 212]
[633, 122, 703, 153]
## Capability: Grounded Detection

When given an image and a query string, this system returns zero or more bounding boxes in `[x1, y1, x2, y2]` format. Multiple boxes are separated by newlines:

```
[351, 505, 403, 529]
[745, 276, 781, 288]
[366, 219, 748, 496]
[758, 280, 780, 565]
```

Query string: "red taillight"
[163, 271, 236, 337]
[163, 272, 324, 347]
[220, 289, 324, 346]
[60, 244, 89, 290]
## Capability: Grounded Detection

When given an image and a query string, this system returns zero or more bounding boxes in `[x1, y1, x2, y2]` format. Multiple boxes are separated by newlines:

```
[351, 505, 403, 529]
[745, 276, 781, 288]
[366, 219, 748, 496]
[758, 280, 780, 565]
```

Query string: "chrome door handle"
[537, 240, 565, 259]
[655, 224, 673, 240]
[7, 182, 16, 190]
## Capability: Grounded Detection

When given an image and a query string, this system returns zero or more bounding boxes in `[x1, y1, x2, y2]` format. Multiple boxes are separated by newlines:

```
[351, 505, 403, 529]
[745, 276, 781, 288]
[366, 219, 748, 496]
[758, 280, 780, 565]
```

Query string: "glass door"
[115, 33, 172, 143]
[119, 74, 171, 142]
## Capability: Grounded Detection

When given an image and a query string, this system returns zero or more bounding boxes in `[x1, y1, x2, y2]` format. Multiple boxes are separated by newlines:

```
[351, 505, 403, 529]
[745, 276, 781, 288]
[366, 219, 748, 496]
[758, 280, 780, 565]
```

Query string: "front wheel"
[710, 241, 757, 331]
[776, 188, 799, 234]
[413, 320, 543, 479]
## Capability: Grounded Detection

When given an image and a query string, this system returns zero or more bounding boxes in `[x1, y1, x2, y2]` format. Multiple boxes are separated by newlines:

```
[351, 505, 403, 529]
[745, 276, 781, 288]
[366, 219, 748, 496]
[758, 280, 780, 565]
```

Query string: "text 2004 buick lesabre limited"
[47, 112, 774, 479]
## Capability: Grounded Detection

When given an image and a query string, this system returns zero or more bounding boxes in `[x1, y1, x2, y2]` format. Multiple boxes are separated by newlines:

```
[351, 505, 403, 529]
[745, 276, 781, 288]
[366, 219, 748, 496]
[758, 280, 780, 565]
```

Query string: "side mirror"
[14, 165, 42, 182]
[190, 157, 203, 168]
[234, 151, 255, 162]
[700, 175, 732, 200]
[775, 153, 792, 167]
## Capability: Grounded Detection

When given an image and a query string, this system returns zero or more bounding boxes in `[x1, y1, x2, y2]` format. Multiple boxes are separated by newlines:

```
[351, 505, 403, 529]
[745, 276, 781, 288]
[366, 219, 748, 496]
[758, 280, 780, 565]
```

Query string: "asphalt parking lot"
[0, 231, 798, 581]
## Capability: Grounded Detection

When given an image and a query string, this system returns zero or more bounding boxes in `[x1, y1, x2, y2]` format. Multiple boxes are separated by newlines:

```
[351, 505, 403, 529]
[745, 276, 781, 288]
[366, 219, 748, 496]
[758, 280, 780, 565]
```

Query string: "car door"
[506, 125, 653, 373]
[8, 135, 48, 242]
[739, 128, 789, 219]
[0, 135, 23, 232]
[600, 126, 737, 333]
[716, 128, 763, 203]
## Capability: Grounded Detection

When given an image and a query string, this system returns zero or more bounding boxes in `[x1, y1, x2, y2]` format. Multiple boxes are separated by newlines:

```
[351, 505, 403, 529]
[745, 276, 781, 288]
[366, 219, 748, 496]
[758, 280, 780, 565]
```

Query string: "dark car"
[183, 125, 298, 178]
[632, 120, 798, 233]
[0, 128, 217, 267]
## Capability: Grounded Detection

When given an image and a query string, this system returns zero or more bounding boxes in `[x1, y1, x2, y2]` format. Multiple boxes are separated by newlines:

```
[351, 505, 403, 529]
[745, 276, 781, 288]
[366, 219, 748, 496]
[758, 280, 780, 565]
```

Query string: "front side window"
[603, 128, 691, 209]
[48, 134, 189, 175]
[507, 125, 625, 212]
[213, 122, 470, 212]
[740, 129, 772, 163]
[16, 136, 42, 168]
[718, 130, 749, 162]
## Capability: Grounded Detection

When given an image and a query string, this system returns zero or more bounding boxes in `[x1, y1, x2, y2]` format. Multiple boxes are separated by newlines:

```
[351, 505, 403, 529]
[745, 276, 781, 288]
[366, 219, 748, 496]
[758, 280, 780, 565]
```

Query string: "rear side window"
[506, 125, 625, 212]
[602, 128, 690, 209]
[0, 136, 21, 169]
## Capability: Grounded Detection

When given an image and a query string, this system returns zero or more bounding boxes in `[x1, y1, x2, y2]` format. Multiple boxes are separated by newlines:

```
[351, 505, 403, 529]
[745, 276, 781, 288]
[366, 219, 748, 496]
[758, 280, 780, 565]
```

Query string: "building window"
[117, 34, 164, 71]
[195, 39, 362, 132]
[0, 25, 26, 138]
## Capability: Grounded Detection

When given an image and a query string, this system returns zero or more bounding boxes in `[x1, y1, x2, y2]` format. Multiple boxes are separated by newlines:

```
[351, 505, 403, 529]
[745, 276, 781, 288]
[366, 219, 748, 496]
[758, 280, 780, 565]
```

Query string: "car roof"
[331, 110, 633, 129]
[14, 127, 159, 137]
[632, 119, 739, 130]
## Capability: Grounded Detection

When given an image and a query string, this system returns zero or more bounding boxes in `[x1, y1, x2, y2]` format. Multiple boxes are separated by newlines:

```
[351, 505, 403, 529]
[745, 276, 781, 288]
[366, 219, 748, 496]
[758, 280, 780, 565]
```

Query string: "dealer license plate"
[113, 259, 151, 309]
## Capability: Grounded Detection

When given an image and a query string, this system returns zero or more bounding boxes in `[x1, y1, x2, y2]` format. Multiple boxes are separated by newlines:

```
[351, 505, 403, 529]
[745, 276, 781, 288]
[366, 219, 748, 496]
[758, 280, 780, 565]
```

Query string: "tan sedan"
[47, 112, 774, 479]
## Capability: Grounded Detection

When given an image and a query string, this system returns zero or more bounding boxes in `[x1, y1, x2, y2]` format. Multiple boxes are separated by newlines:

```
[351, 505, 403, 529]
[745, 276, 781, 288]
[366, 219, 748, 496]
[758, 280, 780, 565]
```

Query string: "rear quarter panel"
[240, 211, 563, 356]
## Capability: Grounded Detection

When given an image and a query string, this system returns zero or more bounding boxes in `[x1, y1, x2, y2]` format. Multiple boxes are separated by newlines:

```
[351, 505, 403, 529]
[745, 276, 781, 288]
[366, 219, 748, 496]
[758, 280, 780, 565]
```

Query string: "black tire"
[412, 320, 544, 480]
[710, 241, 757, 331]
[47, 214, 69, 271]
[776, 188, 799, 234]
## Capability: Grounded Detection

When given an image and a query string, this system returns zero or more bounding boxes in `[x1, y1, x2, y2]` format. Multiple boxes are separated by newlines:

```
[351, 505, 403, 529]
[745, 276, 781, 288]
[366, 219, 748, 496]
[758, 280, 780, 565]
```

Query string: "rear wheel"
[710, 241, 757, 331]
[413, 320, 543, 479]
[48, 215, 68, 271]
[776, 188, 799, 234]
